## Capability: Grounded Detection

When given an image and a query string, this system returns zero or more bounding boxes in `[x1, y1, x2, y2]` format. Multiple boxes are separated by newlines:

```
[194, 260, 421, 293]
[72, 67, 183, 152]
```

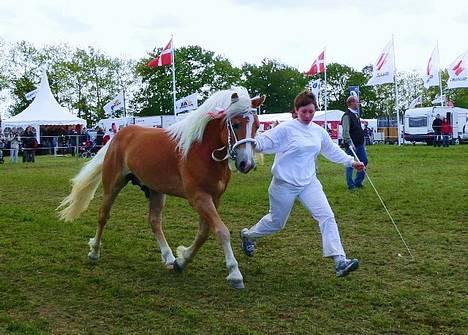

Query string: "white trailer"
[403, 106, 468, 144]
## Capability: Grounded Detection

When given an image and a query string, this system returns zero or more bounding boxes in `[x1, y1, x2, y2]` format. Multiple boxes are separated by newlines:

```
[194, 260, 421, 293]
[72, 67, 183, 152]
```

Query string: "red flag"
[148, 39, 173, 68]
[304, 50, 325, 76]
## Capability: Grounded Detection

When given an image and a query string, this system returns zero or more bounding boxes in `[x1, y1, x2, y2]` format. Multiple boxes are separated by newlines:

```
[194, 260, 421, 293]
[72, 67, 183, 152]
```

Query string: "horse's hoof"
[229, 280, 245, 289]
[173, 260, 183, 273]
[165, 263, 174, 270]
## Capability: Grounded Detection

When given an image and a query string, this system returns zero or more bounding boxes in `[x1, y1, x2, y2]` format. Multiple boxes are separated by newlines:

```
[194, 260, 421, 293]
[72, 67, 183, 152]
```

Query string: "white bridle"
[211, 111, 256, 162]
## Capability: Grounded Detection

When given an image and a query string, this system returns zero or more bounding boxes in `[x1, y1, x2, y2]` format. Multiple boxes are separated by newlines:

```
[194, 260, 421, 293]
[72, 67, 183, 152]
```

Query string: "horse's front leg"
[148, 191, 175, 269]
[176, 193, 244, 289]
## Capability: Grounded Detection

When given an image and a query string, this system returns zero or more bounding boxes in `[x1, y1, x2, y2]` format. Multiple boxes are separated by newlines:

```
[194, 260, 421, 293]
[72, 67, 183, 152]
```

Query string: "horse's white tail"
[57, 140, 112, 222]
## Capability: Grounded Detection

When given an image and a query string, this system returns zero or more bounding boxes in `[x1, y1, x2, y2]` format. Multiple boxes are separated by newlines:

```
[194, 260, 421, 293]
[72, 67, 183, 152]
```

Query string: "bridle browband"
[211, 111, 256, 162]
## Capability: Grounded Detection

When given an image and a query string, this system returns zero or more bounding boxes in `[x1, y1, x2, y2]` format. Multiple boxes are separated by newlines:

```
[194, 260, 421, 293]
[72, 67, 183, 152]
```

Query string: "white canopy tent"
[2, 72, 86, 143]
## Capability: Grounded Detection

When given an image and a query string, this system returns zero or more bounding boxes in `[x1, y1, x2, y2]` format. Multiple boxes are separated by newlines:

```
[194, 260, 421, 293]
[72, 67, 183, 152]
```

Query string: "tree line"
[1, 38, 467, 126]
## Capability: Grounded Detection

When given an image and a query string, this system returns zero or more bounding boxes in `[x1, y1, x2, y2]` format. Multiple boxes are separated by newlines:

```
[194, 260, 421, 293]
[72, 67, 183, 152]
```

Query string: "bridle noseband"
[211, 111, 256, 162]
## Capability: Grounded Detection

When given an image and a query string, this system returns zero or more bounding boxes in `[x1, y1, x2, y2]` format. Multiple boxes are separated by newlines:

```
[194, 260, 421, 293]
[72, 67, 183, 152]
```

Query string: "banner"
[175, 93, 198, 115]
[424, 45, 440, 89]
[148, 39, 173, 68]
[304, 50, 325, 76]
[366, 40, 395, 86]
[349, 86, 360, 98]
[309, 79, 321, 101]
[25, 89, 38, 101]
[408, 96, 422, 109]
[447, 50, 468, 89]
[103, 91, 124, 116]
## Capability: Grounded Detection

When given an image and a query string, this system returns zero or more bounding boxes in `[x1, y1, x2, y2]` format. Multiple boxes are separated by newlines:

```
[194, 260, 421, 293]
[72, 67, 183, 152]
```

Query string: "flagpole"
[324, 47, 328, 131]
[436, 41, 444, 106]
[171, 35, 177, 117]
[392, 35, 401, 146]
[122, 87, 127, 118]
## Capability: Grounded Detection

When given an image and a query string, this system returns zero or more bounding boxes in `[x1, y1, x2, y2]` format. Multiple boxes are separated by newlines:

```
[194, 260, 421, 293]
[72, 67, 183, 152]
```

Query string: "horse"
[57, 87, 265, 289]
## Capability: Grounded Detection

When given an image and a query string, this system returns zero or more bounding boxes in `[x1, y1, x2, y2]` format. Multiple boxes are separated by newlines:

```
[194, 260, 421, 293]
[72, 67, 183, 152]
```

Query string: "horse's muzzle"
[237, 159, 255, 174]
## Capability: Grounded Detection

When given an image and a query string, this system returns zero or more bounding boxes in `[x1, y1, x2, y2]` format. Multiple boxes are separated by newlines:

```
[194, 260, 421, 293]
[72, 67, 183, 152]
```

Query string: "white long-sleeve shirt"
[255, 119, 355, 187]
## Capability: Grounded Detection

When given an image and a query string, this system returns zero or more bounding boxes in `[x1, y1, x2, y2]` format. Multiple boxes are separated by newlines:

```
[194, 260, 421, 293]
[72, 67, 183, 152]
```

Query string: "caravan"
[404, 106, 468, 144]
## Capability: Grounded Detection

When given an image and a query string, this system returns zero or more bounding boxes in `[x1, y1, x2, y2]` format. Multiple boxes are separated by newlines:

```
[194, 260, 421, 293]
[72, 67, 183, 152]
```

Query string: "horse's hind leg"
[88, 177, 126, 261]
[147, 190, 176, 269]
[174, 217, 209, 271]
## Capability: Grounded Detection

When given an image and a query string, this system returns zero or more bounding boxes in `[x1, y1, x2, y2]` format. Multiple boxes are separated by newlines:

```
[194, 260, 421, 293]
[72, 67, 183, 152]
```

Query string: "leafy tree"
[133, 46, 241, 116]
[241, 59, 308, 114]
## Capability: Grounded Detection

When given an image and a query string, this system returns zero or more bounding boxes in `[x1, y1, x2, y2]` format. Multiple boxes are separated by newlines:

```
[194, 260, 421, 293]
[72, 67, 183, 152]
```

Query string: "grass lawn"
[0, 145, 467, 334]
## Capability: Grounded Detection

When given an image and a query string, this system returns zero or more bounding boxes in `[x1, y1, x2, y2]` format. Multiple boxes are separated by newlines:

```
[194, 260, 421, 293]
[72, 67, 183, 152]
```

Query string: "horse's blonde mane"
[166, 87, 251, 156]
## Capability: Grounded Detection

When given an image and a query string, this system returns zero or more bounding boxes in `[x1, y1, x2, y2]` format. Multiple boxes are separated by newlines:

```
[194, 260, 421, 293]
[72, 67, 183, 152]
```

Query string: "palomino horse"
[58, 87, 265, 289]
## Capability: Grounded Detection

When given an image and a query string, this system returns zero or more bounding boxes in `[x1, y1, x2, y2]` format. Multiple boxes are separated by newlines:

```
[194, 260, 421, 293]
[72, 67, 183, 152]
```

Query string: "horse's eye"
[232, 123, 240, 130]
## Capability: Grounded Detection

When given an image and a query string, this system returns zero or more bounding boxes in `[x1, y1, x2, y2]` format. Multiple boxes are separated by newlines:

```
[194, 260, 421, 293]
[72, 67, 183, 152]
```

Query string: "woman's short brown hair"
[294, 90, 318, 110]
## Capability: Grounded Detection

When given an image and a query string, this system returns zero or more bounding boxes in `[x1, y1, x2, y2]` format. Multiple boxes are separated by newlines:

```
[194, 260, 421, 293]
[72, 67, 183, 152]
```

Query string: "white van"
[403, 106, 468, 144]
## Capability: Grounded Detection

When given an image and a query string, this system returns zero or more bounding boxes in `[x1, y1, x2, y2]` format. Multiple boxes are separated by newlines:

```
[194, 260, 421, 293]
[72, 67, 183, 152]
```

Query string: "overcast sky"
[1, 0, 467, 72]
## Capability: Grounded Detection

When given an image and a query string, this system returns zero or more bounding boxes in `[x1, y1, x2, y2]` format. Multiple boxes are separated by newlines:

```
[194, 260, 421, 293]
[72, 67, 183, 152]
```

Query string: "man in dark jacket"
[341, 96, 368, 190]
[432, 114, 443, 147]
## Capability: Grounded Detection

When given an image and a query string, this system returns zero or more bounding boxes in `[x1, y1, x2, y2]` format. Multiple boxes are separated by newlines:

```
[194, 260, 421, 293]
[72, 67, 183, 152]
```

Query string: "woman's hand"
[352, 161, 366, 171]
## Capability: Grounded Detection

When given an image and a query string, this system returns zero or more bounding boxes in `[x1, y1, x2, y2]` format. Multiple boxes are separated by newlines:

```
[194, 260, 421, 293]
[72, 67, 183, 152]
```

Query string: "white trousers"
[245, 177, 346, 258]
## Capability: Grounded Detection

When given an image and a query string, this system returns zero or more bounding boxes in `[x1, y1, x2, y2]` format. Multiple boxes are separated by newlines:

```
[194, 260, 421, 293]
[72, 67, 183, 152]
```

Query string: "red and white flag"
[304, 50, 325, 76]
[148, 39, 173, 68]
[447, 50, 468, 89]
[366, 40, 395, 86]
[424, 45, 440, 89]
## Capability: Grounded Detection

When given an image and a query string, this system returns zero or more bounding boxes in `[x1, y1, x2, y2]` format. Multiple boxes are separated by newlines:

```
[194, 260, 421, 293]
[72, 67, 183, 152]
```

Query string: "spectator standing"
[9, 129, 21, 163]
[432, 114, 443, 147]
[341, 96, 368, 190]
[22, 126, 36, 163]
[441, 117, 452, 147]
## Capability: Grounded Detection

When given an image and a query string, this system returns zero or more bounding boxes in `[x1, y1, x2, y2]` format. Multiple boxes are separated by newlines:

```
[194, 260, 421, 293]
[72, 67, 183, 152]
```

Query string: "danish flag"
[304, 50, 325, 76]
[148, 39, 173, 68]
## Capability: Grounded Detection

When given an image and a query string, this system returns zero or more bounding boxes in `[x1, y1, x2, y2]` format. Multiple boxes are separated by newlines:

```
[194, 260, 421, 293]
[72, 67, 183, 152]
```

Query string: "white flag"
[432, 95, 446, 105]
[447, 50, 468, 89]
[309, 79, 321, 102]
[103, 91, 124, 116]
[408, 96, 422, 109]
[366, 40, 395, 86]
[25, 89, 38, 101]
[424, 45, 440, 89]
[175, 93, 198, 115]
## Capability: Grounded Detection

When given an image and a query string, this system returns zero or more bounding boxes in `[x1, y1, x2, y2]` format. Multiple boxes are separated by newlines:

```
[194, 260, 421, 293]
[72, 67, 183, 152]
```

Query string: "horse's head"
[219, 94, 265, 174]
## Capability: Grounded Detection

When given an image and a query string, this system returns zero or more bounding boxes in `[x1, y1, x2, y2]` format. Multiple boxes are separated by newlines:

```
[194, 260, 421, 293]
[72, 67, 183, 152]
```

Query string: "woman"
[441, 117, 452, 147]
[240, 90, 365, 277]
[9, 129, 21, 164]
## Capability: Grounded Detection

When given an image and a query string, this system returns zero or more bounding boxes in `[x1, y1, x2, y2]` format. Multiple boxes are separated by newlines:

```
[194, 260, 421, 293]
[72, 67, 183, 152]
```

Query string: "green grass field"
[0, 145, 467, 334]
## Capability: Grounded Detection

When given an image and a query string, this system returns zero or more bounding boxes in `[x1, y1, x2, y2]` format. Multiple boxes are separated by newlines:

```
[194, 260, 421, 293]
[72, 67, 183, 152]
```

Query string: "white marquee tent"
[2, 72, 86, 142]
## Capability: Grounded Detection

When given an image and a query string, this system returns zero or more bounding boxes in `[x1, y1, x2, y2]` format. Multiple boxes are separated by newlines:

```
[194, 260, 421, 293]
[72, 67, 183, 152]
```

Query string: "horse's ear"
[231, 93, 239, 104]
[251, 95, 266, 109]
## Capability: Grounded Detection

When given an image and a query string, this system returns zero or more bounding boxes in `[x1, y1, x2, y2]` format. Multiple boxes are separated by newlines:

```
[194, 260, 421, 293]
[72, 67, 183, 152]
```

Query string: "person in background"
[341, 96, 368, 191]
[240, 90, 364, 278]
[363, 124, 372, 145]
[9, 129, 21, 163]
[432, 114, 443, 147]
[22, 126, 36, 163]
[0, 131, 5, 163]
[441, 117, 452, 147]
[95, 127, 104, 148]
